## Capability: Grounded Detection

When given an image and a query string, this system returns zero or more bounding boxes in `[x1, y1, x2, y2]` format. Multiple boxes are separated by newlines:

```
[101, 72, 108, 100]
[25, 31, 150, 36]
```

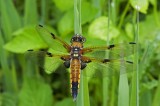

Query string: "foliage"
[0, 0, 160, 106]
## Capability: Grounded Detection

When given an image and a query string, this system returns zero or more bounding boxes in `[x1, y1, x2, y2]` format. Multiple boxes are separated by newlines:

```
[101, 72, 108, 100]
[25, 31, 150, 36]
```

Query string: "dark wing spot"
[126, 61, 133, 64]
[39, 49, 46, 51]
[102, 59, 110, 63]
[82, 59, 91, 63]
[61, 57, 68, 61]
[50, 33, 56, 39]
[46, 52, 52, 57]
[27, 49, 33, 51]
[39, 24, 43, 27]
[108, 44, 115, 49]
[129, 42, 136, 44]
[86, 60, 91, 63]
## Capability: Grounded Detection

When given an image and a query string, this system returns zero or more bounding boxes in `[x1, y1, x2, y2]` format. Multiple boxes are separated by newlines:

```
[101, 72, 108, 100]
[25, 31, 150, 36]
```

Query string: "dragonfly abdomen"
[70, 59, 81, 101]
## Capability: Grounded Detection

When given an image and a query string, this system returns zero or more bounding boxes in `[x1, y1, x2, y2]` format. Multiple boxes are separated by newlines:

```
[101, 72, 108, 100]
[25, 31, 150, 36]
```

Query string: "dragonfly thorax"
[71, 47, 82, 59]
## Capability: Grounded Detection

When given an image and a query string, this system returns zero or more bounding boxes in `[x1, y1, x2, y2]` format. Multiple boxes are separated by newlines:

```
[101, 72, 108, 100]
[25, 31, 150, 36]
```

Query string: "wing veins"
[81, 56, 134, 77]
[36, 25, 71, 52]
[82, 42, 136, 54]
[82, 42, 136, 59]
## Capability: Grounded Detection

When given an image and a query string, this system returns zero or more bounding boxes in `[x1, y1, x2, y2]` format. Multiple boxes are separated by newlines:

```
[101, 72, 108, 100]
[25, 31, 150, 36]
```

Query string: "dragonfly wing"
[81, 56, 135, 77]
[36, 25, 71, 53]
[25, 49, 70, 74]
[82, 42, 136, 59]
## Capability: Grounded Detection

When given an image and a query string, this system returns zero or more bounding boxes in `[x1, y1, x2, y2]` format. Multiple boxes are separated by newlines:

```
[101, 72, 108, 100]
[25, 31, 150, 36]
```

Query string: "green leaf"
[4, 26, 48, 53]
[142, 80, 158, 90]
[130, 0, 149, 14]
[88, 16, 119, 40]
[43, 48, 64, 74]
[81, 2, 98, 24]
[19, 78, 53, 106]
[125, 23, 134, 39]
[58, 1, 98, 36]
[52, 0, 74, 12]
[58, 10, 74, 36]
[149, 0, 156, 6]
[139, 13, 160, 46]
[55, 98, 75, 106]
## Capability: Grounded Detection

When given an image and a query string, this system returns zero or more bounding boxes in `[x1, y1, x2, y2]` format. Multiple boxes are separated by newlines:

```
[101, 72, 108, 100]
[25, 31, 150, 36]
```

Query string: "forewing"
[83, 42, 136, 59]
[81, 56, 135, 77]
[36, 25, 71, 53]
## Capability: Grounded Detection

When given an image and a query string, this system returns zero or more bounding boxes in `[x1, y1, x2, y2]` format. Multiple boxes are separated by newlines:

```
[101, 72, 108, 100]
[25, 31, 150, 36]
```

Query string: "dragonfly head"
[71, 34, 86, 43]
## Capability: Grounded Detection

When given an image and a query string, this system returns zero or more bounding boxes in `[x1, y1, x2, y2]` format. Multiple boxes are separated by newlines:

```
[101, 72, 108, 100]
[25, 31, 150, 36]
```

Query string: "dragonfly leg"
[64, 60, 70, 68]
[81, 62, 87, 70]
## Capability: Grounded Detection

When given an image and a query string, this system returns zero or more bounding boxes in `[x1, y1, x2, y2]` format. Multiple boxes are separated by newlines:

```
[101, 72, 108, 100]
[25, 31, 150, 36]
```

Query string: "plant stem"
[118, 1, 130, 28]
[153, 0, 160, 27]
[74, 0, 82, 34]
[74, 0, 90, 105]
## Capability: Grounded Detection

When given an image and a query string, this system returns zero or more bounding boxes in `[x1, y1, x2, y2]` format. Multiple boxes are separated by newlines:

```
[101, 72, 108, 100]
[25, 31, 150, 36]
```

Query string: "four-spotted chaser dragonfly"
[27, 25, 136, 101]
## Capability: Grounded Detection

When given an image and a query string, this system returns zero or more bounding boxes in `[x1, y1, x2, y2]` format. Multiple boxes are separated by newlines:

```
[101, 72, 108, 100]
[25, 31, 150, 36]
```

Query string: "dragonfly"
[27, 25, 136, 101]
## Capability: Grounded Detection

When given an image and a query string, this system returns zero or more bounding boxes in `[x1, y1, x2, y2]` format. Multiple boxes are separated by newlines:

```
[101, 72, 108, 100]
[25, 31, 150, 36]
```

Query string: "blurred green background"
[0, 0, 160, 106]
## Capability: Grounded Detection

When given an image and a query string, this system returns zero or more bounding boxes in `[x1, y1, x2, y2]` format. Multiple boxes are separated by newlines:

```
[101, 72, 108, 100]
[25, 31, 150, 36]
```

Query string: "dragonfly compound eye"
[71, 34, 86, 43]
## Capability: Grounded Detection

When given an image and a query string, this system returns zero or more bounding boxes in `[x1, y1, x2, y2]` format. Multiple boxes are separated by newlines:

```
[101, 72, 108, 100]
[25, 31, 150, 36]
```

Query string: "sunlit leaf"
[130, 0, 149, 14]
[52, 0, 74, 12]
[88, 16, 119, 40]
[149, 0, 156, 6]
[4, 26, 48, 53]
[125, 23, 134, 39]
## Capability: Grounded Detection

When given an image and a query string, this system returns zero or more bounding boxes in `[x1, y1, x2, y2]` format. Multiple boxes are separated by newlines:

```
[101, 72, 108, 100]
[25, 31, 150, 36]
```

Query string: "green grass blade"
[130, 6, 139, 106]
[40, 0, 48, 24]
[24, 0, 38, 26]
[118, 73, 129, 106]
[74, 0, 90, 105]
[0, 0, 21, 40]
[152, 75, 160, 106]
[102, 77, 109, 106]
[74, 0, 82, 34]
[0, 0, 21, 92]
[103, 1, 110, 105]
[130, 72, 138, 106]
[76, 74, 90, 106]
